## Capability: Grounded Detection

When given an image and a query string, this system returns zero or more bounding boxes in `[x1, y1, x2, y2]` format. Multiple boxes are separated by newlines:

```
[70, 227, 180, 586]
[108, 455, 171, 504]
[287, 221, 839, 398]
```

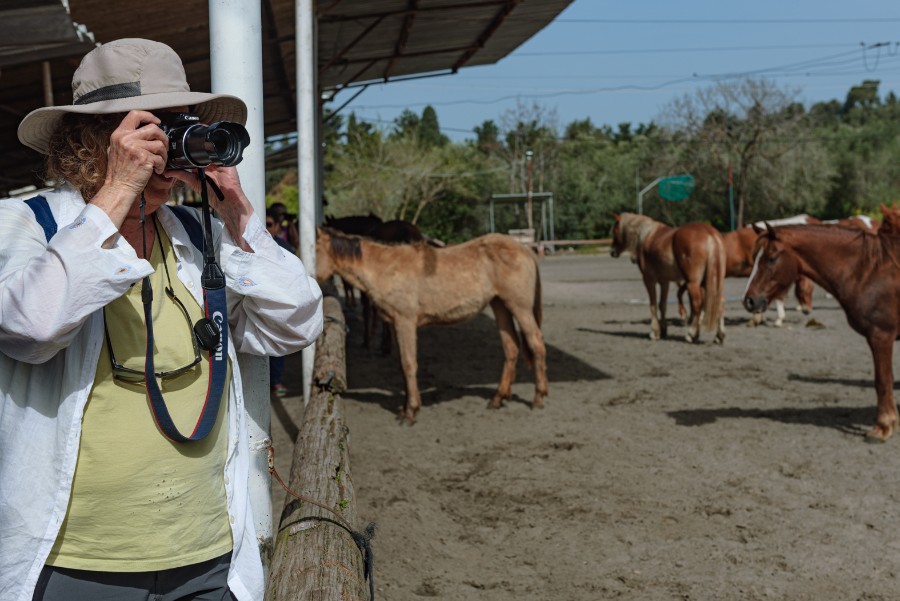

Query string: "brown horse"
[723, 227, 815, 327]
[316, 227, 548, 423]
[611, 212, 726, 343]
[824, 215, 882, 232]
[743, 204, 900, 442]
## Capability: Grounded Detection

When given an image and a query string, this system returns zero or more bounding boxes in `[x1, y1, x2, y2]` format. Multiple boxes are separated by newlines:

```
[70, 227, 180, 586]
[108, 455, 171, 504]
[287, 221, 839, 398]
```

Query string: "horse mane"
[620, 213, 664, 252]
[322, 226, 362, 261]
[779, 223, 891, 268]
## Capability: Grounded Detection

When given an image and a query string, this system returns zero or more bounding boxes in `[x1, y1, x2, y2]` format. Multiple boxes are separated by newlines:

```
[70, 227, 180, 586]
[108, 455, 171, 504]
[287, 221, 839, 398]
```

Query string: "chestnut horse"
[743, 204, 900, 442]
[611, 213, 726, 343]
[316, 227, 548, 423]
[723, 227, 814, 327]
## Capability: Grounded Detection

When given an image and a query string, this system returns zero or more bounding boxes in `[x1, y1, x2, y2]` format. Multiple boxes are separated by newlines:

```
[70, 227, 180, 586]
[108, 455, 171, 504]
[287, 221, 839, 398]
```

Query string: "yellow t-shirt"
[47, 223, 233, 571]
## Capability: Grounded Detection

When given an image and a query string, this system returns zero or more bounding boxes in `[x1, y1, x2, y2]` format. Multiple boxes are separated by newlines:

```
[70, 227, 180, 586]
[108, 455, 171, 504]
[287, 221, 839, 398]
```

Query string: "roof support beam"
[383, 0, 419, 80]
[318, 14, 384, 75]
[263, 0, 297, 121]
[319, 0, 508, 23]
[452, 0, 520, 72]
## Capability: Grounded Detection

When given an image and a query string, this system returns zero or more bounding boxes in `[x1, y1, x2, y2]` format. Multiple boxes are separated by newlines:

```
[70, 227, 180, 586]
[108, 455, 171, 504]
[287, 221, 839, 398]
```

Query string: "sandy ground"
[270, 252, 900, 601]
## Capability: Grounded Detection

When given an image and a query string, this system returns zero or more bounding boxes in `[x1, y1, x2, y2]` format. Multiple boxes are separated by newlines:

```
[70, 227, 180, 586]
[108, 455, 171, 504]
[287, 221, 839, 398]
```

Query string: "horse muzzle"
[743, 294, 768, 314]
[610, 249, 620, 258]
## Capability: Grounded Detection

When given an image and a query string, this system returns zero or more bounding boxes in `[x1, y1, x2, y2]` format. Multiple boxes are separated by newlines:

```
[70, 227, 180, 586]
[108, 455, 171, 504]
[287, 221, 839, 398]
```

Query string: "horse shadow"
[667, 404, 873, 437]
[341, 309, 610, 415]
[786, 373, 896, 389]
[579, 318, 721, 344]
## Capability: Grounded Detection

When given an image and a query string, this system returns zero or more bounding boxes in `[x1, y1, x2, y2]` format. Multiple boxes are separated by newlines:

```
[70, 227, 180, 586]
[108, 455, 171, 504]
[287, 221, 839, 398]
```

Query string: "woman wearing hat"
[0, 39, 323, 601]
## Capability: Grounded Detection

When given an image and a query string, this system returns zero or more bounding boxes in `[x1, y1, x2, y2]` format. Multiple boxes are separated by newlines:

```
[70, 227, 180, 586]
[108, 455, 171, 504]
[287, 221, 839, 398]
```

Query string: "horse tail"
[520, 256, 542, 369]
[702, 233, 726, 331]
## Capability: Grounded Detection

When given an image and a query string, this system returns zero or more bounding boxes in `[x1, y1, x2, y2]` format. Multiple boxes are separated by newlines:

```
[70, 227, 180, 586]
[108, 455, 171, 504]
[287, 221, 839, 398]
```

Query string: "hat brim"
[17, 91, 248, 155]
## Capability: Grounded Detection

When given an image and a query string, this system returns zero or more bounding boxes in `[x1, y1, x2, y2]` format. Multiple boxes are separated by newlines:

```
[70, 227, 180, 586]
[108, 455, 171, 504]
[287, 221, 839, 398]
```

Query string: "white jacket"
[0, 186, 323, 601]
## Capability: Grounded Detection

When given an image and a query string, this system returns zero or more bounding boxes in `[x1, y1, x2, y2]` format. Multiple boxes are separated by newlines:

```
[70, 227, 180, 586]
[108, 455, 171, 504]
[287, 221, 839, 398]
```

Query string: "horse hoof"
[487, 398, 505, 410]
[864, 426, 892, 443]
[396, 410, 417, 426]
[714, 335, 725, 345]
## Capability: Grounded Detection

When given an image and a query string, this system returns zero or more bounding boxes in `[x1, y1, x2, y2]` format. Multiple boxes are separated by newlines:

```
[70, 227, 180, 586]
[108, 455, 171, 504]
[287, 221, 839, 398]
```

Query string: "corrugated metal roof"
[0, 0, 573, 197]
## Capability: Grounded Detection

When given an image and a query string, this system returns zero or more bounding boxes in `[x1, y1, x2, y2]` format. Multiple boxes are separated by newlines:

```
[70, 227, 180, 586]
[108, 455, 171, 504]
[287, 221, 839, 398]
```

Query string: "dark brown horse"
[743, 205, 900, 442]
[611, 213, 726, 343]
[316, 227, 548, 423]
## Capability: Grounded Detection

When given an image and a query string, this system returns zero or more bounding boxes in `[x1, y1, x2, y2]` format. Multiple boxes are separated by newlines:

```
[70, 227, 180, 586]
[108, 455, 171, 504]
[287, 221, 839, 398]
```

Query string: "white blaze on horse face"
[744, 246, 765, 297]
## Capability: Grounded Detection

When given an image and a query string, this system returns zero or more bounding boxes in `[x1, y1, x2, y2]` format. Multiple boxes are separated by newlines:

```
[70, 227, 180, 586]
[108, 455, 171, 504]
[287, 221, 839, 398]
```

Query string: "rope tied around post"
[267, 442, 376, 601]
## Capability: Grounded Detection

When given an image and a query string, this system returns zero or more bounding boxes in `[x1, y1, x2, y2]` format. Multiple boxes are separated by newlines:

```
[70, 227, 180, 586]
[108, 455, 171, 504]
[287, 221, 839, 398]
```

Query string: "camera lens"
[166, 121, 251, 170]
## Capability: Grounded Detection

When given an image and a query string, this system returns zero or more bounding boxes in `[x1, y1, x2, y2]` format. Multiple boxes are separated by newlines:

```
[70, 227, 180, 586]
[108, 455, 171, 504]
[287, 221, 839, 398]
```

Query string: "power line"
[514, 43, 858, 57]
[552, 17, 900, 24]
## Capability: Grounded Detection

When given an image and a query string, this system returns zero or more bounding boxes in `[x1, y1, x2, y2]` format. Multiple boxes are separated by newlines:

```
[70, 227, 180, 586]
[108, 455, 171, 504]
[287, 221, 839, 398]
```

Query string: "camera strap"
[139, 170, 229, 443]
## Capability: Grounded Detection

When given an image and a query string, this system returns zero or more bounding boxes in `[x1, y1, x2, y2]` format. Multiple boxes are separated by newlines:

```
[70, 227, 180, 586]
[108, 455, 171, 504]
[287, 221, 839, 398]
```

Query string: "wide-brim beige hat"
[18, 38, 247, 155]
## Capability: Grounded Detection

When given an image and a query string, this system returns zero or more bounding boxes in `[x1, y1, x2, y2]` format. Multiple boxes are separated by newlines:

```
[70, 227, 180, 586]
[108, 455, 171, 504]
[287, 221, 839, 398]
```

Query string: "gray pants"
[32, 552, 236, 601]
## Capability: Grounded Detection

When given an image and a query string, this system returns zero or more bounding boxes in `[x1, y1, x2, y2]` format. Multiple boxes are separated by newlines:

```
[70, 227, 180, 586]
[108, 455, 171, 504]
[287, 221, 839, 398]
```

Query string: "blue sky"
[332, 0, 900, 142]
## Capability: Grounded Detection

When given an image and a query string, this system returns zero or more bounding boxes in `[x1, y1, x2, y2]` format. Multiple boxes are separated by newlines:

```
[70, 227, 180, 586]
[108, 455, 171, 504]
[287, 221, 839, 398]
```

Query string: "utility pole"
[525, 148, 534, 238]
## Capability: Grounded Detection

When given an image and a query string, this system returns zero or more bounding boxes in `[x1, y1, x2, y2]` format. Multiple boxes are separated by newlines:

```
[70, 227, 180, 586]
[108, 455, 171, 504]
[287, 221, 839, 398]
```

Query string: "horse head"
[743, 225, 801, 315]
[879, 203, 900, 236]
[314, 227, 335, 281]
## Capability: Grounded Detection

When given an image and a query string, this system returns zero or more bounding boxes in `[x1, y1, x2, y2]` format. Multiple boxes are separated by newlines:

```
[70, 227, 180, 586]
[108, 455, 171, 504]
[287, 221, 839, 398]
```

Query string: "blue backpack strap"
[24, 196, 57, 243]
[168, 205, 205, 252]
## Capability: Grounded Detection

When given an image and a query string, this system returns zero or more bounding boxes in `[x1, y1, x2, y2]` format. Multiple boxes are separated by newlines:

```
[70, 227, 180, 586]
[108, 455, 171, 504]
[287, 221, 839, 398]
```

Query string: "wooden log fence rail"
[266, 292, 374, 601]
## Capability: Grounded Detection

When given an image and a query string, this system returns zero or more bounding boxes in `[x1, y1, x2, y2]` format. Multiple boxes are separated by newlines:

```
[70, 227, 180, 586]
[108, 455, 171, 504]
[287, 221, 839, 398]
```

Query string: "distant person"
[268, 201, 300, 250]
[1, 38, 323, 601]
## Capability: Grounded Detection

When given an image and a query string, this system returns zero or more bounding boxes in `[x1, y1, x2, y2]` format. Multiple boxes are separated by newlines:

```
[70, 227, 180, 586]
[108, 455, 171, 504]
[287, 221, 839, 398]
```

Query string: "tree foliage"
[268, 79, 900, 242]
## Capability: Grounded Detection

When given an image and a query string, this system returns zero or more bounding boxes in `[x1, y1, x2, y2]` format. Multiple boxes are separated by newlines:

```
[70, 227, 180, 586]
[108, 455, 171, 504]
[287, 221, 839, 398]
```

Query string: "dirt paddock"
[271, 252, 900, 601]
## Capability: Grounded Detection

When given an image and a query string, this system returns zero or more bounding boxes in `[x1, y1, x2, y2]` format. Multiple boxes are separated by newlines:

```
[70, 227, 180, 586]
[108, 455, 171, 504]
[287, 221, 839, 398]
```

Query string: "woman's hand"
[167, 165, 255, 252]
[90, 111, 168, 227]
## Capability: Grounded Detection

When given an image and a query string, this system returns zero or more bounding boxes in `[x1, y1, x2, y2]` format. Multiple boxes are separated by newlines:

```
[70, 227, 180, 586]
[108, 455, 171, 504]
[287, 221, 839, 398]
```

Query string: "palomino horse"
[611, 212, 726, 343]
[743, 204, 900, 442]
[323, 213, 383, 310]
[316, 227, 548, 423]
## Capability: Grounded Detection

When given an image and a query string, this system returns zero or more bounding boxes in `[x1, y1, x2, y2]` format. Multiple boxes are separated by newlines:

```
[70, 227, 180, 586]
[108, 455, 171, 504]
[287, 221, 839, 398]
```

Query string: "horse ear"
[752, 223, 763, 234]
[764, 222, 779, 239]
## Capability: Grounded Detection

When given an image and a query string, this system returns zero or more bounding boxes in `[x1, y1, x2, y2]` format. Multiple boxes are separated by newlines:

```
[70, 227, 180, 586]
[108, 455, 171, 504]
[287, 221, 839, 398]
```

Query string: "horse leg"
[507, 302, 548, 410]
[393, 318, 421, 424]
[773, 299, 786, 328]
[343, 278, 356, 310]
[488, 299, 518, 409]
[684, 280, 703, 343]
[642, 273, 662, 340]
[658, 281, 670, 339]
[676, 283, 687, 322]
[360, 293, 373, 350]
[795, 277, 814, 314]
[864, 330, 899, 442]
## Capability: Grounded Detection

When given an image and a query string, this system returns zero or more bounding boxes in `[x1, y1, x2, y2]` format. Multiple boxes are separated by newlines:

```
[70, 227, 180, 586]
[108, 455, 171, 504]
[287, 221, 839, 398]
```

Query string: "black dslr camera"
[157, 112, 251, 170]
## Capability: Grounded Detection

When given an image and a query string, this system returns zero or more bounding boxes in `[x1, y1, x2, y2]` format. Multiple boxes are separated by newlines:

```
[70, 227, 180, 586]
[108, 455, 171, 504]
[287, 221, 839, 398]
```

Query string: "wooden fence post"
[266, 294, 370, 600]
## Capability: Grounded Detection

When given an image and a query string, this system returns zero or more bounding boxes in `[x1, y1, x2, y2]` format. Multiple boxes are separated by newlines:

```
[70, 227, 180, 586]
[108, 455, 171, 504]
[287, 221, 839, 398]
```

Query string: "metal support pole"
[297, 0, 318, 406]
[489, 198, 495, 233]
[42, 61, 54, 106]
[208, 0, 273, 565]
[637, 177, 662, 215]
[525, 148, 534, 239]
